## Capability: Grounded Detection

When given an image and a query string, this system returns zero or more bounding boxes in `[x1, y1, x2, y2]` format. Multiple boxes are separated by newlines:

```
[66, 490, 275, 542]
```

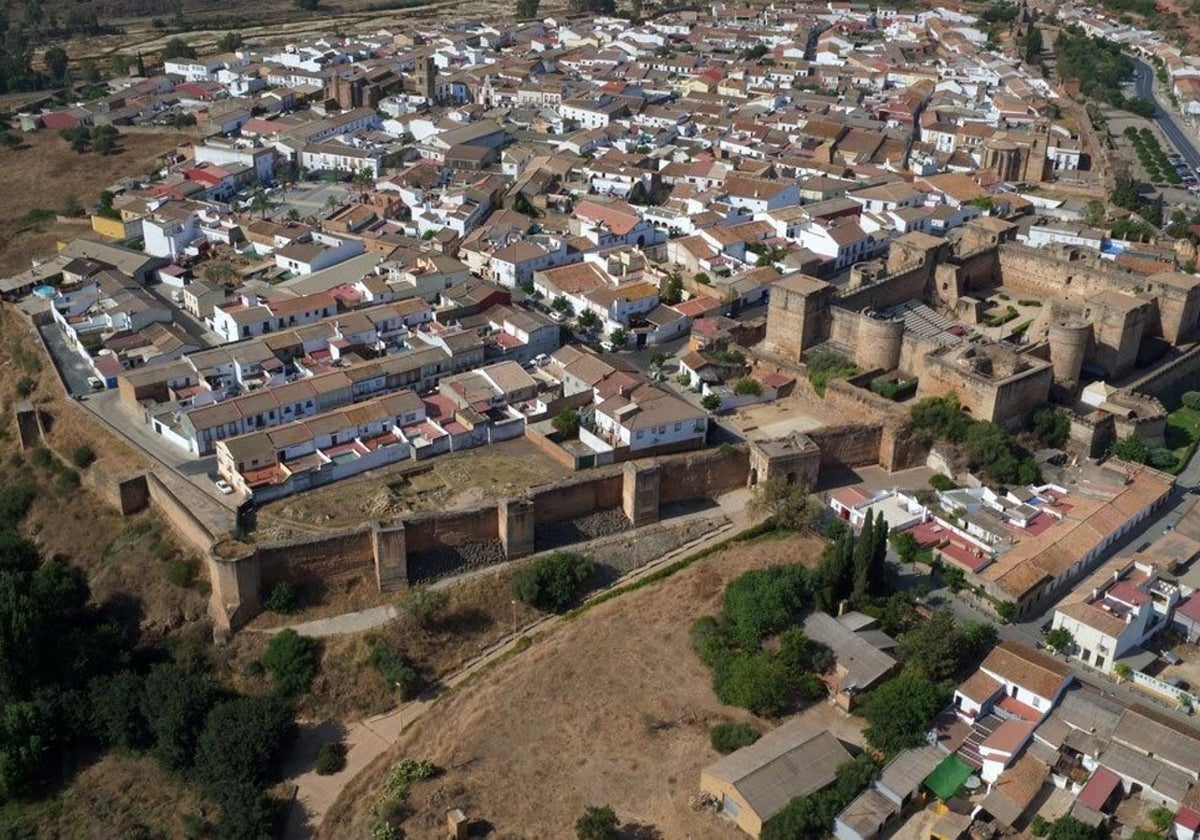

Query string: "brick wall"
[807, 423, 884, 469]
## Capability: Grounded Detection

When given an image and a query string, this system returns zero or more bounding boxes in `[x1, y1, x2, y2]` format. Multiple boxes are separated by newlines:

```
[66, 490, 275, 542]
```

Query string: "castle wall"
[807, 423, 884, 471]
[1121, 345, 1200, 406]
[836, 262, 932, 312]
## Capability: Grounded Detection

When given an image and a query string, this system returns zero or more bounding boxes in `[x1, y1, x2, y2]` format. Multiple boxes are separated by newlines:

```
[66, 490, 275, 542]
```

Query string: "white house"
[953, 642, 1073, 783]
[274, 232, 365, 275]
[1052, 559, 1182, 674]
[592, 384, 708, 453]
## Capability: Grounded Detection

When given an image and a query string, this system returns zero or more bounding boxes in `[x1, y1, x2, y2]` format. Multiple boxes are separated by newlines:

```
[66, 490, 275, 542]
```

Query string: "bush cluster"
[512, 551, 593, 613]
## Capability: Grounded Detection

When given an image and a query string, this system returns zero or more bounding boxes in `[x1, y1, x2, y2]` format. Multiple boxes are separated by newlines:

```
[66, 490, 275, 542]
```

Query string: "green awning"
[924, 754, 973, 801]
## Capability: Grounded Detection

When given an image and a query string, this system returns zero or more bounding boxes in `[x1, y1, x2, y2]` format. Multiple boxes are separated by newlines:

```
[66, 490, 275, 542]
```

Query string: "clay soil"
[0, 130, 190, 277]
[320, 530, 863, 839]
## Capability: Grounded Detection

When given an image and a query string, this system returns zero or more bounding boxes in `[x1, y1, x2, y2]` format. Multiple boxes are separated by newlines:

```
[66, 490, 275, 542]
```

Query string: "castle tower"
[1048, 318, 1091, 390]
[854, 314, 905, 373]
[764, 274, 833, 361]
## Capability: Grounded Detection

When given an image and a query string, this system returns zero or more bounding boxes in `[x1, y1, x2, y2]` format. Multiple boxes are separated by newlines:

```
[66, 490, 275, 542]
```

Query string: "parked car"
[213, 477, 234, 495]
[532, 353, 550, 367]
[86, 376, 104, 390]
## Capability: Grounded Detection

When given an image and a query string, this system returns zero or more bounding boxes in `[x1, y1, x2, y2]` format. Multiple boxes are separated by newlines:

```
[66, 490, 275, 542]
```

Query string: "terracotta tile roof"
[980, 642, 1070, 701]
[958, 669, 1002, 704]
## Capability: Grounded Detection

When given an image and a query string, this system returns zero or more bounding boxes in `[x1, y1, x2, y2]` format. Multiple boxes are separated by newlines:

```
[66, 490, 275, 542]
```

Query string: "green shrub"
[870, 378, 918, 401]
[71, 443, 96, 468]
[929, 474, 957, 491]
[1148, 447, 1178, 470]
[806, 351, 858, 397]
[0, 480, 37, 528]
[1182, 391, 1200, 410]
[168, 558, 199, 588]
[1031, 815, 1051, 837]
[55, 468, 81, 492]
[368, 638, 423, 699]
[314, 741, 347, 775]
[264, 581, 298, 613]
[710, 721, 761, 754]
[15, 376, 36, 397]
[512, 551, 593, 613]
[1017, 299, 1042, 307]
[982, 305, 1019, 327]
[31, 447, 54, 469]
[733, 378, 762, 396]
[261, 629, 318, 695]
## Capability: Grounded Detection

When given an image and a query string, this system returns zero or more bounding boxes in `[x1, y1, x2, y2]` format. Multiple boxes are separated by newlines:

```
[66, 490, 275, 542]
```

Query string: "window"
[636, 430, 643, 439]
[674, 422, 682, 431]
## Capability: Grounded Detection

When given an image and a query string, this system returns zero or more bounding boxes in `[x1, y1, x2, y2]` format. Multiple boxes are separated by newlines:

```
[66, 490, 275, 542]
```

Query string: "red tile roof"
[1077, 767, 1121, 812]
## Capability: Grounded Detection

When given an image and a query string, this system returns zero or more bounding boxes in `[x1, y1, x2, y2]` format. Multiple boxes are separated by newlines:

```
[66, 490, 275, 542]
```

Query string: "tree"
[397, 586, 448, 629]
[512, 552, 593, 613]
[721, 565, 812, 648]
[1023, 26, 1043, 64]
[710, 721, 760, 754]
[1029, 406, 1069, 448]
[897, 608, 963, 681]
[217, 32, 244, 51]
[1047, 816, 1105, 840]
[88, 671, 148, 750]
[608, 328, 627, 348]
[264, 581, 297, 613]
[260, 629, 318, 695]
[248, 186, 275, 219]
[1045, 627, 1074, 654]
[862, 673, 950, 756]
[43, 47, 69, 85]
[714, 651, 794, 716]
[141, 664, 217, 770]
[0, 700, 49, 801]
[852, 510, 875, 605]
[551, 408, 582, 439]
[516, 0, 541, 17]
[576, 805, 620, 840]
[1182, 391, 1200, 410]
[890, 531, 920, 564]
[1108, 433, 1149, 464]
[1114, 662, 1131, 680]
[942, 565, 966, 593]
[701, 393, 722, 412]
[576, 308, 599, 329]
[750, 477, 824, 533]
[161, 38, 196, 60]
[92, 125, 118, 155]
[68, 127, 90, 153]
[1148, 807, 1175, 832]
[195, 695, 295, 788]
[662, 271, 683, 305]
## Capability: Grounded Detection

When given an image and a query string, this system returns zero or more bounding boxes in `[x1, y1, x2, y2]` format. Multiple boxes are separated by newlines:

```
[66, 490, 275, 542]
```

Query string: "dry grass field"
[319, 530, 859, 839]
[0, 130, 190, 277]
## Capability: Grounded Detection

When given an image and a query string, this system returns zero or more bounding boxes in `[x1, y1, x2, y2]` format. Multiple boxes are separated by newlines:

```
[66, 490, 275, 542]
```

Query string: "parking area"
[269, 182, 356, 221]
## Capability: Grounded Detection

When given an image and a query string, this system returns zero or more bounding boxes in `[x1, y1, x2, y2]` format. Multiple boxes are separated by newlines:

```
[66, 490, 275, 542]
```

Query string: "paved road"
[1132, 58, 1200, 171]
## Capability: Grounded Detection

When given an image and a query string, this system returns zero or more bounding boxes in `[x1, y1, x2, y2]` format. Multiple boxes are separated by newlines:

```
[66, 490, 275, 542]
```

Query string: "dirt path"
[281, 492, 756, 840]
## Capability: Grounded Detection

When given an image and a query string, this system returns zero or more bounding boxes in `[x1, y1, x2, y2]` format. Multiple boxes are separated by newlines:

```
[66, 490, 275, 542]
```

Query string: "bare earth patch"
[0, 130, 189, 276]
[320, 531, 861, 839]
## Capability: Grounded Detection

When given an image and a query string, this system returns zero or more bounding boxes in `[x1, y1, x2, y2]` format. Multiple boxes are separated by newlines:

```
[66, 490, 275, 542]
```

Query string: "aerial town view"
[6, 0, 1200, 837]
